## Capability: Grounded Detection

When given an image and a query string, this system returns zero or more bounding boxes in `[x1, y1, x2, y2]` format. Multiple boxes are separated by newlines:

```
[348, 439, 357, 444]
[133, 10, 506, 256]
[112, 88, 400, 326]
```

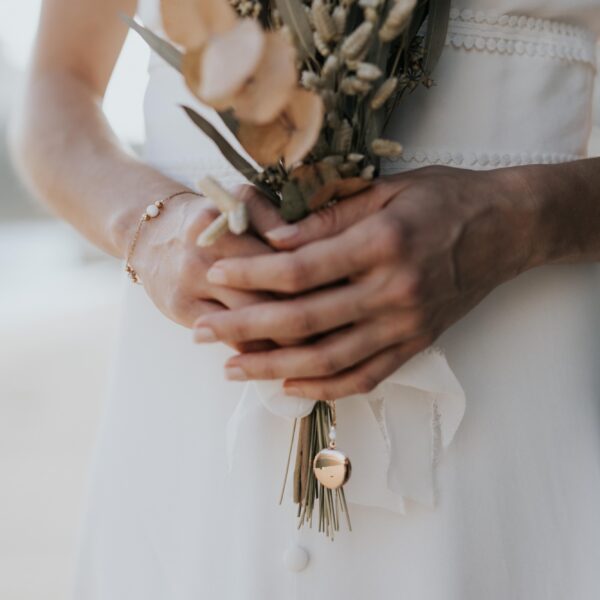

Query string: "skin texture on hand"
[192, 166, 548, 400]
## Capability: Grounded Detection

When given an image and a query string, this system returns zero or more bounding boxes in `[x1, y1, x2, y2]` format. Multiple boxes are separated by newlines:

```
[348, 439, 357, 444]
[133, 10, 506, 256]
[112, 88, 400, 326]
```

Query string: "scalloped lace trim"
[381, 148, 583, 172]
[446, 7, 597, 68]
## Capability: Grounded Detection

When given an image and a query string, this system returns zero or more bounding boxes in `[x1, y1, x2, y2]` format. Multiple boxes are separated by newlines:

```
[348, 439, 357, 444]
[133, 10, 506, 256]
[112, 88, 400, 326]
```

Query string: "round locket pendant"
[313, 447, 352, 490]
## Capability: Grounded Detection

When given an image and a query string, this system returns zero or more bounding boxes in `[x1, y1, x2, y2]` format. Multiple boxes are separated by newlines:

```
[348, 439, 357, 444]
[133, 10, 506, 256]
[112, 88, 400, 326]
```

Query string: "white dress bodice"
[74, 3, 600, 599]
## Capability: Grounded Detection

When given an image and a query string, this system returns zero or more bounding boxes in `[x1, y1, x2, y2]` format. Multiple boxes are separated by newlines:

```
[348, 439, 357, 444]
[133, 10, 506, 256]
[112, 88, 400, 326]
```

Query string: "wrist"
[107, 186, 199, 258]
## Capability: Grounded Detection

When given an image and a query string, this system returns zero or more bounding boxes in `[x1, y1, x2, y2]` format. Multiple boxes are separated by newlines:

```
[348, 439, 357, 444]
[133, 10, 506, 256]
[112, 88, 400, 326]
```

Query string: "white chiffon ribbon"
[226, 348, 465, 514]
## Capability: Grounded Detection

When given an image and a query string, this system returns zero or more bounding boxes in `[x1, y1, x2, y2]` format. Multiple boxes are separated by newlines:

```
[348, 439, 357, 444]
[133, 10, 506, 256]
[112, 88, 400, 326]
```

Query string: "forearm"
[12, 69, 188, 258]
[507, 158, 600, 268]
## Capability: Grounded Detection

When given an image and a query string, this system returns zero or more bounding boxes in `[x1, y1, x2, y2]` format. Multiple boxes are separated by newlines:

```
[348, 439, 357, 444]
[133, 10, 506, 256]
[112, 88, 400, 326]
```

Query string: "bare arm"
[12, 0, 170, 257]
[12, 0, 284, 331]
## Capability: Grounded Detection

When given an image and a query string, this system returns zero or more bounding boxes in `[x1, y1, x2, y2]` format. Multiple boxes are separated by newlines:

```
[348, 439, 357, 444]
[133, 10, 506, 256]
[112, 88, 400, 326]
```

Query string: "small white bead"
[146, 204, 160, 218]
[329, 426, 337, 441]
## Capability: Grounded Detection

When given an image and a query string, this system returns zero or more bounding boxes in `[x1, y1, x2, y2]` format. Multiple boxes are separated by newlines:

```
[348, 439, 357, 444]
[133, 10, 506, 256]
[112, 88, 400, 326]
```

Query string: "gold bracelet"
[125, 190, 200, 284]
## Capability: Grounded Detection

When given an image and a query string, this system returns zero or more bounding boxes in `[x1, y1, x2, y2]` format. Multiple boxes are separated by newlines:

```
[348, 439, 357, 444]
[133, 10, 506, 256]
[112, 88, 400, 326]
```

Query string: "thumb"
[265, 181, 393, 250]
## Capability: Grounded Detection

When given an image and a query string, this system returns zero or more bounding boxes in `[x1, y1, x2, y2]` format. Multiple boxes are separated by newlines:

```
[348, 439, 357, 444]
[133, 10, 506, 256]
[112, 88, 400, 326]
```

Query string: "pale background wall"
[0, 3, 598, 599]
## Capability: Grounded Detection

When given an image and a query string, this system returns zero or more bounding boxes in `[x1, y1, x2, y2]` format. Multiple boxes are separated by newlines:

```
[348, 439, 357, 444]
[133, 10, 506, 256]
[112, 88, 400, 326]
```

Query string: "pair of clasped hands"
[137, 166, 533, 400]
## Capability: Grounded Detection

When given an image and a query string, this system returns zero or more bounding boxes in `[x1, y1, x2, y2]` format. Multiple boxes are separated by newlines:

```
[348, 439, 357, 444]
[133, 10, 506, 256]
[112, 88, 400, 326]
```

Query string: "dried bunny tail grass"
[312, 0, 337, 43]
[379, 0, 417, 42]
[196, 213, 229, 246]
[370, 76, 398, 109]
[371, 138, 403, 157]
[333, 119, 353, 154]
[356, 62, 382, 81]
[322, 54, 339, 79]
[301, 70, 321, 89]
[313, 31, 331, 56]
[340, 21, 374, 60]
[360, 164, 376, 179]
[332, 6, 348, 36]
[340, 76, 372, 95]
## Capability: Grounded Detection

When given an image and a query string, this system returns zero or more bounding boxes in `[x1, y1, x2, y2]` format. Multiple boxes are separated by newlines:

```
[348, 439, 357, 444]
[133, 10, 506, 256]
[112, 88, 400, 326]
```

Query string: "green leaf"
[423, 0, 451, 75]
[274, 0, 315, 60]
[181, 106, 279, 204]
[120, 14, 183, 72]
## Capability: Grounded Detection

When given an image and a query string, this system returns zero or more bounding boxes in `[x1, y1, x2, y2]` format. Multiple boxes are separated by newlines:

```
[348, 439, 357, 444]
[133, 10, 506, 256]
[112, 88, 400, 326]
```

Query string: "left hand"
[193, 166, 539, 399]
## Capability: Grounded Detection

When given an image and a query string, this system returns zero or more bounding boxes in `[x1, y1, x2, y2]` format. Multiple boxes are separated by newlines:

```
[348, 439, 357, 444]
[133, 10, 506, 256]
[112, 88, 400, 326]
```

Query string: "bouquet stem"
[281, 402, 352, 540]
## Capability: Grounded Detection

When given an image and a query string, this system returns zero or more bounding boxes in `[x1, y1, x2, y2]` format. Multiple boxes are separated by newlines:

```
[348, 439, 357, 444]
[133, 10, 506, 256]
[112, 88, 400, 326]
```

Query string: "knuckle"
[354, 373, 378, 394]
[310, 349, 341, 376]
[375, 217, 403, 258]
[400, 270, 424, 306]
[281, 255, 308, 292]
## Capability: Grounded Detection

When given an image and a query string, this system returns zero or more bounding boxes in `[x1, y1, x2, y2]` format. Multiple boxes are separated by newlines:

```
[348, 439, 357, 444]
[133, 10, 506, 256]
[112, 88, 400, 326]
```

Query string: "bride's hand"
[192, 166, 539, 399]
[134, 185, 284, 342]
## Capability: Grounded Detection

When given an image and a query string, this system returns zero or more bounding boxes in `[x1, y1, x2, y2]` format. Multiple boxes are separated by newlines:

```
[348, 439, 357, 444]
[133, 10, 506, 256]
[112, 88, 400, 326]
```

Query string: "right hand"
[132, 185, 285, 348]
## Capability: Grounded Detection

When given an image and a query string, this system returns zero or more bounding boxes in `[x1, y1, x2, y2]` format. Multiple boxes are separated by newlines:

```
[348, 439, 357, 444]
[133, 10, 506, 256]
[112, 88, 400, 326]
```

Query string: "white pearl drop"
[146, 204, 160, 218]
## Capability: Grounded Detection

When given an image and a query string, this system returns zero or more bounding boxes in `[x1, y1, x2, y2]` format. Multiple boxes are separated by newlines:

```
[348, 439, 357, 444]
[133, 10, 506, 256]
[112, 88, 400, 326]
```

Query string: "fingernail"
[266, 224, 299, 242]
[225, 366, 248, 381]
[194, 326, 217, 343]
[283, 387, 304, 398]
[206, 266, 227, 284]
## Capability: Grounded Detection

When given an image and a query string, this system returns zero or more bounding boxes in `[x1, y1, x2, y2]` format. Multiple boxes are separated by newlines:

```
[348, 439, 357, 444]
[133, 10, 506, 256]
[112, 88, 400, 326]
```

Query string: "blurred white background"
[0, 2, 149, 598]
[0, 3, 599, 600]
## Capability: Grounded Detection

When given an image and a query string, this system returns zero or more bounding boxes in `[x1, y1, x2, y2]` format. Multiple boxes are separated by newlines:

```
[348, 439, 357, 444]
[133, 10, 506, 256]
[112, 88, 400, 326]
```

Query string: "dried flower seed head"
[322, 54, 339, 80]
[196, 213, 229, 246]
[358, 0, 382, 8]
[332, 6, 348, 36]
[379, 0, 417, 42]
[347, 152, 365, 163]
[364, 7, 378, 22]
[312, 0, 337, 43]
[341, 76, 371, 95]
[340, 21, 373, 60]
[356, 62, 382, 81]
[313, 31, 331, 56]
[370, 76, 398, 109]
[371, 138, 403, 157]
[338, 161, 359, 177]
[360, 164, 376, 179]
[301, 70, 321, 89]
[333, 119, 353, 154]
[322, 154, 344, 166]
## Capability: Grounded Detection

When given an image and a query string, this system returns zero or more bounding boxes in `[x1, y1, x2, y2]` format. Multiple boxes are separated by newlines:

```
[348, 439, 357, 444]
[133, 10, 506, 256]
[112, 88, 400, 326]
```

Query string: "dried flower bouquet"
[126, 0, 449, 538]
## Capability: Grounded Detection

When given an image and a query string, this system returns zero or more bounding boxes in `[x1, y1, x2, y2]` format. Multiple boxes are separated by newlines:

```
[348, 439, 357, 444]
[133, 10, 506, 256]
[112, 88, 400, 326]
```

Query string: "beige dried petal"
[229, 31, 297, 124]
[332, 6, 348, 36]
[161, 0, 237, 48]
[196, 213, 229, 246]
[283, 89, 325, 165]
[199, 19, 265, 105]
[238, 89, 324, 166]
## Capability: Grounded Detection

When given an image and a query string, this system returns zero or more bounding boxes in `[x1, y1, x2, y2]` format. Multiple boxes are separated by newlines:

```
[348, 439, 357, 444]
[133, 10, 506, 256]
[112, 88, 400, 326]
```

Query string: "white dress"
[75, 2, 600, 598]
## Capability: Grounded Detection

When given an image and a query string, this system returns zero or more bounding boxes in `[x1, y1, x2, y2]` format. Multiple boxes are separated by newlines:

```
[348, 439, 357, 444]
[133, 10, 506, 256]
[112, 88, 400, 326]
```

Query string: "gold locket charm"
[312, 406, 351, 490]
[313, 446, 352, 489]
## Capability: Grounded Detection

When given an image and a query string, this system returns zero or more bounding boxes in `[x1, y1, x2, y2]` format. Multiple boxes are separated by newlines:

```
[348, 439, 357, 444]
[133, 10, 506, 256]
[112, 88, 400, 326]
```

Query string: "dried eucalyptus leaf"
[274, 0, 315, 60]
[280, 181, 308, 222]
[423, 0, 451, 75]
[181, 106, 279, 203]
[121, 14, 182, 72]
